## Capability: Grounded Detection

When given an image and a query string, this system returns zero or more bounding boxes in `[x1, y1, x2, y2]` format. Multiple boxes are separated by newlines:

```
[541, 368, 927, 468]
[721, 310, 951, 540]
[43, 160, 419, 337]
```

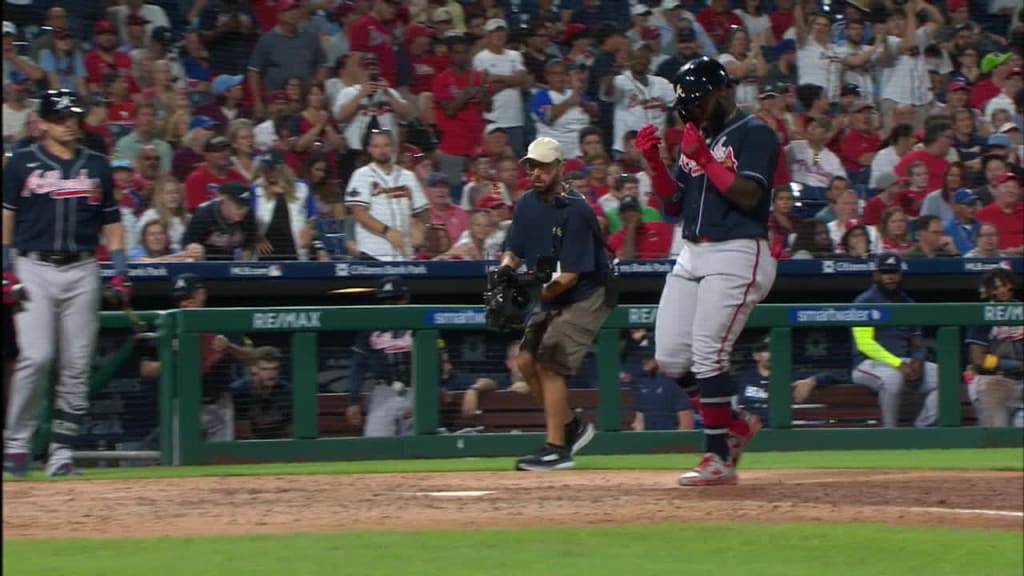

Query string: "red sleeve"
[607, 230, 625, 252]
[349, 19, 370, 52]
[838, 131, 858, 167]
[893, 151, 914, 179]
[861, 198, 881, 226]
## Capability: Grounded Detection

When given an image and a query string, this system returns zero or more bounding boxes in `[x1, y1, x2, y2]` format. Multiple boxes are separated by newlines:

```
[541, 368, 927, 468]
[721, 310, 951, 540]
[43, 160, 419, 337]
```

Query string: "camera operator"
[495, 136, 613, 471]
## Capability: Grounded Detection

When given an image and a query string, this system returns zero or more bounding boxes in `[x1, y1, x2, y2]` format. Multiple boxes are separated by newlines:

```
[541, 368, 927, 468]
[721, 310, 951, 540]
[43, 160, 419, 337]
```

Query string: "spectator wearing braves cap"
[247, 0, 327, 117]
[172, 115, 220, 181]
[194, 74, 253, 134]
[195, 0, 259, 77]
[184, 135, 248, 211]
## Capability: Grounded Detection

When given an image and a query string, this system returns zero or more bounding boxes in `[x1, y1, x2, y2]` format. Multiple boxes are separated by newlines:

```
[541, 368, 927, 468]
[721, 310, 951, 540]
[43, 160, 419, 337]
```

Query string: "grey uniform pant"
[4, 257, 101, 461]
[852, 359, 938, 428]
[364, 385, 414, 437]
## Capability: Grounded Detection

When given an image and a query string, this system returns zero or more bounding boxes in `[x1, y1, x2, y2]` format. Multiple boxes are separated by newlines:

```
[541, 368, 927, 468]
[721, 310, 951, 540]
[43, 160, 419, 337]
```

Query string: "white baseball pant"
[655, 238, 777, 380]
[851, 359, 938, 428]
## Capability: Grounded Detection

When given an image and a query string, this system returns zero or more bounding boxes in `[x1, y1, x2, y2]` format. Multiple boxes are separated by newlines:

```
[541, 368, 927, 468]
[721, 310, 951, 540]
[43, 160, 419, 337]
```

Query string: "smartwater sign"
[424, 309, 486, 326]
[788, 306, 891, 324]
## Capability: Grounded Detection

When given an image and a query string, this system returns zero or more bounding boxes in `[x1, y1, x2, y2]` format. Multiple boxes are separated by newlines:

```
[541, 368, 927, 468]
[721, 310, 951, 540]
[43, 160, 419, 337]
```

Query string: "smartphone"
[369, 71, 379, 83]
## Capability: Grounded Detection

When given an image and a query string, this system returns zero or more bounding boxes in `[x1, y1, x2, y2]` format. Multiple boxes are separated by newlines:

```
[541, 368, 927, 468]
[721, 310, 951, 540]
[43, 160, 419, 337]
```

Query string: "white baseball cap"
[430, 7, 453, 23]
[484, 18, 508, 32]
[520, 137, 564, 165]
[998, 122, 1020, 133]
[661, 0, 683, 9]
[3, 21, 17, 36]
[631, 5, 653, 16]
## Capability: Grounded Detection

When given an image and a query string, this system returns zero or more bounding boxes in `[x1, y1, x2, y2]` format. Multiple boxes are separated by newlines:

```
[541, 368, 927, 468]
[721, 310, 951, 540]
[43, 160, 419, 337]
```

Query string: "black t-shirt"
[198, 0, 260, 76]
[181, 199, 257, 260]
[505, 188, 608, 308]
[265, 196, 297, 260]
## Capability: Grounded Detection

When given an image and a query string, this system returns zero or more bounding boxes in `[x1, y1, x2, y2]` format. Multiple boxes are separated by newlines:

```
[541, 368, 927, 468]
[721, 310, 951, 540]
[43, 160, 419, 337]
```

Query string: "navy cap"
[426, 172, 449, 186]
[220, 181, 252, 205]
[376, 275, 410, 300]
[753, 335, 770, 352]
[876, 253, 903, 272]
[189, 115, 218, 130]
[172, 273, 204, 299]
[676, 27, 696, 42]
[204, 135, 231, 152]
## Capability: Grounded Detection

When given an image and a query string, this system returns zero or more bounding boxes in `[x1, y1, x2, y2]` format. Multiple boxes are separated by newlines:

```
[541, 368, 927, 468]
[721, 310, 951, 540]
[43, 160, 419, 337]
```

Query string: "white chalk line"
[898, 506, 1023, 518]
[414, 491, 496, 497]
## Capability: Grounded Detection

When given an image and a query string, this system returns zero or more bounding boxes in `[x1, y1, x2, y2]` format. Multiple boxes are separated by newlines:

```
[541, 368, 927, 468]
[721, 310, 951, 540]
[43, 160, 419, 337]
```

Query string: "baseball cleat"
[677, 453, 738, 486]
[566, 418, 595, 456]
[46, 462, 82, 477]
[515, 444, 575, 471]
[727, 408, 762, 467]
[3, 452, 29, 478]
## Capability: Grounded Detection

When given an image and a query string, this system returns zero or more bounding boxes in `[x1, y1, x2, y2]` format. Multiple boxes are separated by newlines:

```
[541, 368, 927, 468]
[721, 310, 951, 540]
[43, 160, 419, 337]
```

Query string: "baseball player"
[346, 276, 417, 437]
[850, 253, 938, 428]
[634, 57, 779, 486]
[964, 268, 1022, 427]
[344, 129, 429, 261]
[2, 89, 131, 477]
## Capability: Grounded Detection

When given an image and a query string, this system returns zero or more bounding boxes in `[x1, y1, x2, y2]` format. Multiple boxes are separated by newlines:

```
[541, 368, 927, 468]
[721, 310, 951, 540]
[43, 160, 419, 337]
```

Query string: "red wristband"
[703, 158, 736, 196]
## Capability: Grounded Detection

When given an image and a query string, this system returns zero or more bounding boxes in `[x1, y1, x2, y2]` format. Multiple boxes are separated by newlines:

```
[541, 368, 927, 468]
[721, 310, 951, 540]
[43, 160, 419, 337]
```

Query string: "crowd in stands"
[3, 0, 1023, 263]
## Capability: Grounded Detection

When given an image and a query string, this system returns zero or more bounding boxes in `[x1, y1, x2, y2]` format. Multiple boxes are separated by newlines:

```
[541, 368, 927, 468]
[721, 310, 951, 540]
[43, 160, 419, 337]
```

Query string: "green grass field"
[4, 449, 1023, 576]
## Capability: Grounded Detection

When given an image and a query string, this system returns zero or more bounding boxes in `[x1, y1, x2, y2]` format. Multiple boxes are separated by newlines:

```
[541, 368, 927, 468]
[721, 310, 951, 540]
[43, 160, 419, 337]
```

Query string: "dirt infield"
[3, 469, 1022, 539]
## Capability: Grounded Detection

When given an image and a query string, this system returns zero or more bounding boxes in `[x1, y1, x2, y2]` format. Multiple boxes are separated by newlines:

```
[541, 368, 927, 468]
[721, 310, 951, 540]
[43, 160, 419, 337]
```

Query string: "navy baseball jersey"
[964, 300, 1023, 375]
[671, 110, 778, 241]
[735, 368, 835, 427]
[629, 372, 693, 430]
[180, 199, 258, 260]
[348, 330, 415, 396]
[505, 188, 609, 308]
[2, 144, 119, 252]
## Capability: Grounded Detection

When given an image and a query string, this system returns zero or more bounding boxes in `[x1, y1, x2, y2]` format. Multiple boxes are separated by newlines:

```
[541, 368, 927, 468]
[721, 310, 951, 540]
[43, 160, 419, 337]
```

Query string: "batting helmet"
[171, 273, 204, 300]
[376, 275, 410, 301]
[672, 57, 731, 113]
[38, 88, 84, 120]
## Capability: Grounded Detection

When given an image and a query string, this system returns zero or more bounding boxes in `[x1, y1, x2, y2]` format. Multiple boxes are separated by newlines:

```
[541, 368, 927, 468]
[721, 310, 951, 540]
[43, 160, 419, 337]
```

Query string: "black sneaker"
[515, 444, 575, 471]
[565, 418, 595, 456]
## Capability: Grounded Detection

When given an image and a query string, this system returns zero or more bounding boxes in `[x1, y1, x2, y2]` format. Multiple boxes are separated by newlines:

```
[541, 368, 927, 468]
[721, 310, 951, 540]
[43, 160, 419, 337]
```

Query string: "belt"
[24, 251, 95, 266]
[684, 236, 715, 243]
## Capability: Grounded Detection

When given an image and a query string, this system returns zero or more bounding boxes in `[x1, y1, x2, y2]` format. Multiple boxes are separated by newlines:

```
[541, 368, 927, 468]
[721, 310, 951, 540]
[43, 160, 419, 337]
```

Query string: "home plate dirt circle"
[3, 469, 1022, 539]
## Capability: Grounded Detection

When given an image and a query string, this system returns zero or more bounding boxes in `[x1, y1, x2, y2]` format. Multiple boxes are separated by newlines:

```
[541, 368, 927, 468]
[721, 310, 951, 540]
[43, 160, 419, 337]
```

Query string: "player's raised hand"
[635, 124, 663, 165]
[680, 123, 713, 166]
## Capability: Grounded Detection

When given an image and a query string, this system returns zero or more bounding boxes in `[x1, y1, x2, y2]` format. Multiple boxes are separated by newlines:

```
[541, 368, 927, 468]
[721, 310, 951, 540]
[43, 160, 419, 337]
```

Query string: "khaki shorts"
[521, 287, 611, 376]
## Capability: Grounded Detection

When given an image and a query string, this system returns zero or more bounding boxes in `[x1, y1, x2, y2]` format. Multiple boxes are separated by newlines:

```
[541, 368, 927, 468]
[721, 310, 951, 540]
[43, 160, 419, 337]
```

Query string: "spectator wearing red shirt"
[185, 136, 248, 211]
[976, 172, 1024, 253]
[407, 24, 447, 95]
[607, 196, 672, 259]
[768, 184, 801, 259]
[424, 172, 469, 244]
[350, 0, 400, 86]
[862, 172, 905, 226]
[894, 122, 953, 193]
[970, 53, 1013, 111]
[432, 32, 491, 195]
[84, 21, 137, 94]
[899, 160, 931, 218]
[696, 0, 742, 51]
[81, 94, 114, 153]
[839, 102, 881, 182]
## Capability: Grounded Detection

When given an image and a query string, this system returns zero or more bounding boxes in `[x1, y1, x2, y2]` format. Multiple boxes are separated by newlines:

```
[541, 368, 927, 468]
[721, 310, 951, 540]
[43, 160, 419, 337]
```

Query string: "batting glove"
[680, 123, 713, 167]
[3, 270, 20, 306]
[634, 124, 664, 166]
[109, 274, 133, 307]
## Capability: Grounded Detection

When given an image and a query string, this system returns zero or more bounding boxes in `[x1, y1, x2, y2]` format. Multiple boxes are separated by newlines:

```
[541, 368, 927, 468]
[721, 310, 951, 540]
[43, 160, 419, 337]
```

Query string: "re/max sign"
[983, 304, 1023, 322]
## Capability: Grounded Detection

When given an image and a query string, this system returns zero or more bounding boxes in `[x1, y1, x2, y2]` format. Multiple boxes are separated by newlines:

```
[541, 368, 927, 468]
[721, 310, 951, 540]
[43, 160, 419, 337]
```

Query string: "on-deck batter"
[2, 89, 131, 477]
[636, 57, 779, 486]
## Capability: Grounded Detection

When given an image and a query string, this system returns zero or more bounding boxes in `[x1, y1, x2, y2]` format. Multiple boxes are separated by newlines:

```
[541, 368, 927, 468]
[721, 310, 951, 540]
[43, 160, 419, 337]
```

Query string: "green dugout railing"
[92, 303, 1024, 465]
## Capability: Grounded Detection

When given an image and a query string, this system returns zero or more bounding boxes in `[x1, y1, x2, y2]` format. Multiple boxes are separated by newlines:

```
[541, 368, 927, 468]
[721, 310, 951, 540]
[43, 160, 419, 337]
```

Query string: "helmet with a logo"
[376, 275, 410, 301]
[672, 57, 731, 114]
[38, 89, 84, 120]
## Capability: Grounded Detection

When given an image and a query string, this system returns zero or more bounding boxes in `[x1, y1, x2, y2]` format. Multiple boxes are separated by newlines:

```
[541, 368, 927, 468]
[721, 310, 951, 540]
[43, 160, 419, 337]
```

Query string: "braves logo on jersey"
[679, 142, 738, 177]
[370, 182, 411, 199]
[22, 169, 101, 204]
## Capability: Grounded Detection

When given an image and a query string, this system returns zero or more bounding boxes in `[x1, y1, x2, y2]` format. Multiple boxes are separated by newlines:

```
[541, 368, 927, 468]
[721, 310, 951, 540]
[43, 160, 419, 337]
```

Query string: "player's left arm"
[98, 161, 129, 278]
